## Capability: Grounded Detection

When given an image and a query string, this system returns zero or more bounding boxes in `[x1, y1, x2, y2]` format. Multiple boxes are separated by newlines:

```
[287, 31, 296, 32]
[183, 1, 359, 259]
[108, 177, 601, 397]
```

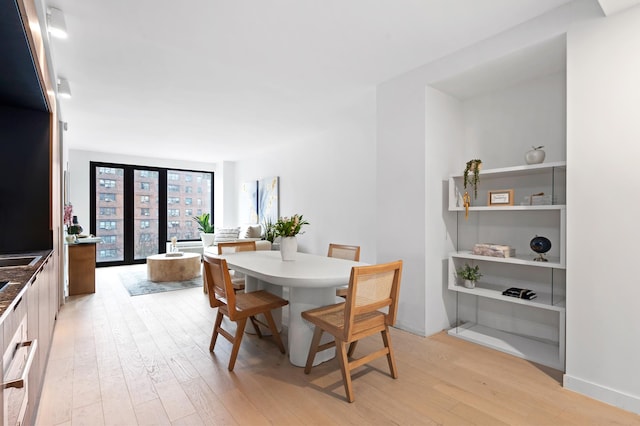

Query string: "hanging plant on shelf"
[463, 159, 482, 199]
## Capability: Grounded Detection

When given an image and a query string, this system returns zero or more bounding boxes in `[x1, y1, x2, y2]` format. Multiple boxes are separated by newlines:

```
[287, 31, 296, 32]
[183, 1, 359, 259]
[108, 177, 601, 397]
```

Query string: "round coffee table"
[146, 252, 201, 282]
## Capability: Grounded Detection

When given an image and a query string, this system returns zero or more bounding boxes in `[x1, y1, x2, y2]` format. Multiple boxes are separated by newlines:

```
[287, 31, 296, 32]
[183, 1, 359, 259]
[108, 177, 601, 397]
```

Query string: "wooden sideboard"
[68, 243, 97, 295]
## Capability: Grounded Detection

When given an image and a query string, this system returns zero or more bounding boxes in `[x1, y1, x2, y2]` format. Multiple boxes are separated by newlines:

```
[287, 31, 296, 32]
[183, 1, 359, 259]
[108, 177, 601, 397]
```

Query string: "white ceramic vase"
[464, 279, 476, 289]
[200, 232, 215, 248]
[280, 236, 297, 261]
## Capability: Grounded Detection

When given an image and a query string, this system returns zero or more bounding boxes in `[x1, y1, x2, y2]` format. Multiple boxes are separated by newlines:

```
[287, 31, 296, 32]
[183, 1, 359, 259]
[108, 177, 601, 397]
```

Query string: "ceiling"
[46, 0, 575, 163]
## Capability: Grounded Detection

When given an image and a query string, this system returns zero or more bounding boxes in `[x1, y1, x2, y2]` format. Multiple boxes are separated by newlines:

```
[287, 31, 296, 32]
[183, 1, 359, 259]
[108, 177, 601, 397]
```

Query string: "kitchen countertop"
[0, 249, 53, 322]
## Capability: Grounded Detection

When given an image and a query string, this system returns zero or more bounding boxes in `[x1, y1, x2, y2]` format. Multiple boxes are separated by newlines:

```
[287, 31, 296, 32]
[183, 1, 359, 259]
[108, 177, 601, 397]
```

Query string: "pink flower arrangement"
[64, 204, 73, 227]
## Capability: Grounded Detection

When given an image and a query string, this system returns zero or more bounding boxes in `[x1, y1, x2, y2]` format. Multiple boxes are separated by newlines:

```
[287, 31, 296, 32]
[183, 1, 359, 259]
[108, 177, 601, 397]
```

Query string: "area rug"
[118, 265, 203, 296]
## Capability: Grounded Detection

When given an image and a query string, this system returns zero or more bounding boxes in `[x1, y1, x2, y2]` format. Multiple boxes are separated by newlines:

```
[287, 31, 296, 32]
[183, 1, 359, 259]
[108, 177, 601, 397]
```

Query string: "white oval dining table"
[211, 250, 365, 367]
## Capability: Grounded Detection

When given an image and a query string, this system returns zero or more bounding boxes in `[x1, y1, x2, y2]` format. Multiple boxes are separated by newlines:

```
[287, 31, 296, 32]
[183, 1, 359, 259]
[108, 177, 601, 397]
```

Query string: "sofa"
[168, 225, 271, 255]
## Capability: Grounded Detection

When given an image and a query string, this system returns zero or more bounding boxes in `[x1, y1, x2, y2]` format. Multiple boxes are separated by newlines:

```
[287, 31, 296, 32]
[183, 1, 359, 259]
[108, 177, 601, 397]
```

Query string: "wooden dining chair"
[328, 243, 361, 297]
[217, 240, 257, 293]
[202, 254, 288, 371]
[302, 260, 402, 402]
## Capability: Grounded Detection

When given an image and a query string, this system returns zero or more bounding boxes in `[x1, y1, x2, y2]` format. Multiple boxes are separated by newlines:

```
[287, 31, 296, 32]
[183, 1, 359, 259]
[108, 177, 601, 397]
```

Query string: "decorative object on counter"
[63, 203, 73, 227]
[274, 214, 310, 261]
[193, 213, 215, 247]
[463, 159, 482, 199]
[525, 145, 546, 164]
[488, 189, 514, 206]
[456, 263, 482, 289]
[502, 287, 537, 300]
[63, 204, 82, 235]
[530, 235, 551, 262]
[67, 216, 83, 235]
[472, 243, 515, 258]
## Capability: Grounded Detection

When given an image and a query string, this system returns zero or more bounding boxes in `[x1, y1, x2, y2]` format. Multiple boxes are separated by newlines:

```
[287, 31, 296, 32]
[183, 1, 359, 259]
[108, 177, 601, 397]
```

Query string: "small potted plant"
[456, 263, 482, 289]
[463, 159, 482, 199]
[193, 213, 215, 247]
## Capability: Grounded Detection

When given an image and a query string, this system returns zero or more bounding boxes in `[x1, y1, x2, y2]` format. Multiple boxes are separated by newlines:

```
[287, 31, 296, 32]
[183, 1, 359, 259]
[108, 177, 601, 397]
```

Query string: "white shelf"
[450, 204, 566, 212]
[448, 281, 566, 312]
[451, 251, 565, 269]
[447, 158, 567, 371]
[450, 161, 566, 179]
[447, 323, 564, 370]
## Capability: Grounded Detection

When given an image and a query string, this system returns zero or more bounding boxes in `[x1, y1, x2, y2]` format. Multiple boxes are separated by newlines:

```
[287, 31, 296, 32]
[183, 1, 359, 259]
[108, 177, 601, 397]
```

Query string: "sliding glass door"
[94, 166, 125, 262]
[91, 162, 213, 266]
[166, 169, 212, 241]
[134, 169, 160, 260]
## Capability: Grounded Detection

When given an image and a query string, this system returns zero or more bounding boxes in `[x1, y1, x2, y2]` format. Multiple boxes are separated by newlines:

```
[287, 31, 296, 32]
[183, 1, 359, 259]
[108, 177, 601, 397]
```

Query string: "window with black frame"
[91, 162, 213, 266]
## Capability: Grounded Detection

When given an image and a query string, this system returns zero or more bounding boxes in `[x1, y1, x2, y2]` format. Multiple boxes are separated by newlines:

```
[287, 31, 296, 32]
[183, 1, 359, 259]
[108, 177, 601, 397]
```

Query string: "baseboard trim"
[394, 320, 425, 336]
[564, 374, 640, 415]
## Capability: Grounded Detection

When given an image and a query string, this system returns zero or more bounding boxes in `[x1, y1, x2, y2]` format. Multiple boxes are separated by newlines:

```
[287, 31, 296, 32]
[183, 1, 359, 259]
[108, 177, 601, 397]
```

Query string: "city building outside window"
[99, 179, 116, 188]
[100, 207, 116, 215]
[99, 221, 117, 230]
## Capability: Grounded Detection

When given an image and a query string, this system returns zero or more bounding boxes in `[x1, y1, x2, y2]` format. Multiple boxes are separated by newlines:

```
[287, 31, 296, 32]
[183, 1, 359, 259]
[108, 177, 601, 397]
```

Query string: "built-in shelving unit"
[447, 162, 566, 371]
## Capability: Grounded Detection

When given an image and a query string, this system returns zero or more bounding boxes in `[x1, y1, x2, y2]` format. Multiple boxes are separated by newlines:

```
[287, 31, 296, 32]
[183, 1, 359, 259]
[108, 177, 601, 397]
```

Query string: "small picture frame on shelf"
[488, 189, 514, 206]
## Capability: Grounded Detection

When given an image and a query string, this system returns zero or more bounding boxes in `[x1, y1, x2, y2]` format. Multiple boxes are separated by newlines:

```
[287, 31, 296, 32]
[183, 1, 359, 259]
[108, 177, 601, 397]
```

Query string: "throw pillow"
[214, 227, 240, 244]
[245, 224, 262, 239]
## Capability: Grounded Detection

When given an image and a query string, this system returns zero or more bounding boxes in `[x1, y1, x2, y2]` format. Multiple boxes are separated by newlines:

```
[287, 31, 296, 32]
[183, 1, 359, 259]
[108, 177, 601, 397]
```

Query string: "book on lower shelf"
[502, 287, 537, 300]
[472, 243, 515, 258]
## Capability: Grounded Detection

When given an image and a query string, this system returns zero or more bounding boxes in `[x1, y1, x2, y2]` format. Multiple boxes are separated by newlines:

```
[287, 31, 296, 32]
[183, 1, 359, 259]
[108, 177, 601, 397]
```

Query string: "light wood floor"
[35, 265, 639, 426]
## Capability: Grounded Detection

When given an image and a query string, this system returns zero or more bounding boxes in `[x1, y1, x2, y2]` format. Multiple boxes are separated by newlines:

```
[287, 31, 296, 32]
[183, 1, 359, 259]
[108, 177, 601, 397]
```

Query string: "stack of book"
[502, 287, 537, 300]
[472, 243, 515, 258]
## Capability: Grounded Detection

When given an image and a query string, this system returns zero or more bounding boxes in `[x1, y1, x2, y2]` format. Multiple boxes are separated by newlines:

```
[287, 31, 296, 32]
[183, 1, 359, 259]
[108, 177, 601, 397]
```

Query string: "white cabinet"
[447, 162, 566, 371]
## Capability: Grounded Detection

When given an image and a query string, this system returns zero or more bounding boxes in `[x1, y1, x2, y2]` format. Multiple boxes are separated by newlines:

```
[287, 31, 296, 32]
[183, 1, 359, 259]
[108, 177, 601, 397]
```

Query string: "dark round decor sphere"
[530, 236, 551, 254]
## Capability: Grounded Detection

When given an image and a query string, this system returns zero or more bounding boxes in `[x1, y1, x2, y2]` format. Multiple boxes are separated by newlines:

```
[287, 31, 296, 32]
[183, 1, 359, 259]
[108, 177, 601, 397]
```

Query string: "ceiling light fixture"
[47, 7, 68, 39]
[57, 78, 72, 98]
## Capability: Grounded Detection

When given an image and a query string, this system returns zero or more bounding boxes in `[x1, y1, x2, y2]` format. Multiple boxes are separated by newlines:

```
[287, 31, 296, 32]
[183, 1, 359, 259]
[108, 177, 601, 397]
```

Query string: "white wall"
[234, 92, 377, 263]
[67, 149, 217, 231]
[565, 5, 640, 414]
[377, 76, 428, 334]
[461, 72, 566, 167]
[424, 87, 462, 334]
[214, 161, 236, 228]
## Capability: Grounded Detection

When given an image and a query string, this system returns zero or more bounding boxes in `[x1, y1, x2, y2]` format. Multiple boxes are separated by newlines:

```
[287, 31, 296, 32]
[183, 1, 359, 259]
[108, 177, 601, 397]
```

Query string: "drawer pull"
[2, 339, 38, 389]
